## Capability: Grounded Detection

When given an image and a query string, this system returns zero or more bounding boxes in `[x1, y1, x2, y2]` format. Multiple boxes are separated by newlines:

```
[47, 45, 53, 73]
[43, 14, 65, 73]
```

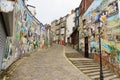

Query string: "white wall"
[66, 13, 75, 43]
[0, 0, 14, 12]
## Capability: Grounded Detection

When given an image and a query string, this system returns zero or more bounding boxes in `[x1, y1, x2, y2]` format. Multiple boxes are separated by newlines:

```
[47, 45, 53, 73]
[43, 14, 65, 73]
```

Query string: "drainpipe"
[118, 0, 120, 22]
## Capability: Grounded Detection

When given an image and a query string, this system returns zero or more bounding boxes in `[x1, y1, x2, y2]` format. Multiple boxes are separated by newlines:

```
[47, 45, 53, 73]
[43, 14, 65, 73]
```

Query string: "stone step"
[82, 62, 99, 65]
[78, 60, 96, 63]
[104, 72, 117, 78]
[79, 67, 100, 71]
[72, 61, 99, 65]
[111, 77, 120, 80]
[69, 58, 87, 60]
[76, 64, 99, 68]
[83, 68, 108, 74]
[92, 73, 115, 79]
[77, 58, 94, 60]
[104, 75, 119, 80]
[66, 53, 120, 80]
[71, 59, 95, 62]
[87, 70, 111, 76]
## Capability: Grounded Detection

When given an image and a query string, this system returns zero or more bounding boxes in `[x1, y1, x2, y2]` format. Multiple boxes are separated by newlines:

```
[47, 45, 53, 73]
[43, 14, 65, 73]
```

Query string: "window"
[76, 9, 79, 17]
[61, 28, 65, 34]
[75, 19, 79, 27]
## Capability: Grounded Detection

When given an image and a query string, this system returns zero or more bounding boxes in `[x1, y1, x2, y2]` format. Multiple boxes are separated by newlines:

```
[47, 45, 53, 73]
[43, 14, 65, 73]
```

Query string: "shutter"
[0, 15, 7, 71]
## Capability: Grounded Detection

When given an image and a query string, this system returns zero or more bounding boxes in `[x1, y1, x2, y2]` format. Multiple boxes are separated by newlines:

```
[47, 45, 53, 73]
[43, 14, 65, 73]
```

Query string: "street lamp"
[98, 22, 103, 80]
[98, 12, 107, 80]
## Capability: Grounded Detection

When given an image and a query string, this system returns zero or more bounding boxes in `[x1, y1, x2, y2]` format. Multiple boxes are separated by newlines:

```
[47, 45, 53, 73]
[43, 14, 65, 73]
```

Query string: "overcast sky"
[27, 0, 82, 24]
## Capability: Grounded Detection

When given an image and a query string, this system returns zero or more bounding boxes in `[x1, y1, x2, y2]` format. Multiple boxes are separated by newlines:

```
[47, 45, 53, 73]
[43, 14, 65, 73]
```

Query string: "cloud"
[27, 0, 81, 24]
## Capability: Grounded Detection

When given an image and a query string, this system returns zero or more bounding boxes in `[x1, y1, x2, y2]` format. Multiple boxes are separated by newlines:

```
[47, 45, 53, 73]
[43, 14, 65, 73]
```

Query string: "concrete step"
[71, 61, 99, 65]
[66, 52, 120, 80]
[104, 75, 119, 80]
[79, 67, 100, 71]
[111, 77, 120, 80]
[82, 63, 99, 65]
[91, 73, 115, 80]
[87, 70, 111, 76]
[78, 60, 96, 63]
[76, 58, 94, 60]
[76, 64, 99, 68]
[71, 59, 95, 62]
[69, 58, 87, 60]
[83, 68, 108, 74]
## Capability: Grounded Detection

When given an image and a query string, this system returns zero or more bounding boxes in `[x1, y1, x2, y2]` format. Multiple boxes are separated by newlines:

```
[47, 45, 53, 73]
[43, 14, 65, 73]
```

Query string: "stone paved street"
[1, 0, 120, 79]
[8, 44, 91, 80]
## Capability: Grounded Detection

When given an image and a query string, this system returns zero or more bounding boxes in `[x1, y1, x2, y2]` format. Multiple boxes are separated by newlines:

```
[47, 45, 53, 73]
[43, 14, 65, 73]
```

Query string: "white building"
[66, 10, 75, 43]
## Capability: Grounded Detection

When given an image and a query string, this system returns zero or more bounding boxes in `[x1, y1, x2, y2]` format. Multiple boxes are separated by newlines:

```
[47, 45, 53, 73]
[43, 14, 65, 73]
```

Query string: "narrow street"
[8, 44, 90, 80]
[1, 0, 120, 80]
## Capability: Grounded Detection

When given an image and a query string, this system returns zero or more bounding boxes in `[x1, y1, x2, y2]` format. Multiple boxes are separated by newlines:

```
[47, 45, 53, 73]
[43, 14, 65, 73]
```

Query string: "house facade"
[66, 10, 75, 45]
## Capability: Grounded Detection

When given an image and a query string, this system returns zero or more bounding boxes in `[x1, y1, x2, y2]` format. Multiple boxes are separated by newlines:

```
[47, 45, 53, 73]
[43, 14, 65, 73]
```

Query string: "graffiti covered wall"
[82, 0, 120, 62]
[2, 0, 44, 69]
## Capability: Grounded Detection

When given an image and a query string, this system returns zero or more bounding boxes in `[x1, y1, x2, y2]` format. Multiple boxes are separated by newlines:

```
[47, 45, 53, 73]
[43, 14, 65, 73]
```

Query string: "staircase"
[65, 52, 120, 80]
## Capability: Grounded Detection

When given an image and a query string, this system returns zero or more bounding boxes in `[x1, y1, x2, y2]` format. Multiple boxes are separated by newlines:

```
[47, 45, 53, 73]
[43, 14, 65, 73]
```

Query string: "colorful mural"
[81, 0, 120, 62]
[2, 0, 46, 69]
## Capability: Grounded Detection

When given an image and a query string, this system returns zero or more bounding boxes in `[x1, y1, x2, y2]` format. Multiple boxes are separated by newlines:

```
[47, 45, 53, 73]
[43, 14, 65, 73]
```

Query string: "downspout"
[118, 0, 120, 21]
